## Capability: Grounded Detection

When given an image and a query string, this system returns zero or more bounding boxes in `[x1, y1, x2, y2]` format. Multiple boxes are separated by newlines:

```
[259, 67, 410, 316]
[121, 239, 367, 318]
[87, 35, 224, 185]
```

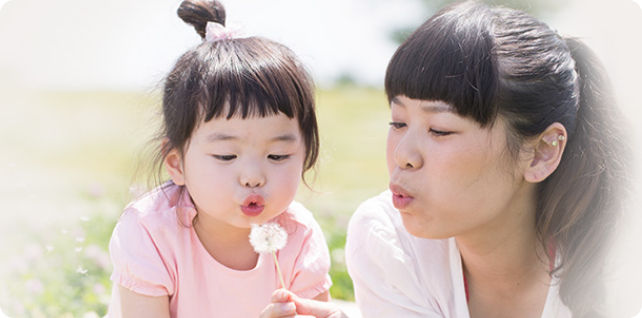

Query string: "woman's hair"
[152, 0, 319, 185]
[385, 1, 629, 316]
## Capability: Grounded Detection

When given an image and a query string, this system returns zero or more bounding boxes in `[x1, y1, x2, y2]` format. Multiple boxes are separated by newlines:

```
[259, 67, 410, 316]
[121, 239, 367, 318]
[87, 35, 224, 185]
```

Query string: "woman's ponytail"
[537, 37, 631, 317]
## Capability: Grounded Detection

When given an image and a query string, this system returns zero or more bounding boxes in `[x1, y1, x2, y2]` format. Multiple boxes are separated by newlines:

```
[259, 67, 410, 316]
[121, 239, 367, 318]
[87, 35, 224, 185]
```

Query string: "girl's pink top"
[109, 183, 332, 318]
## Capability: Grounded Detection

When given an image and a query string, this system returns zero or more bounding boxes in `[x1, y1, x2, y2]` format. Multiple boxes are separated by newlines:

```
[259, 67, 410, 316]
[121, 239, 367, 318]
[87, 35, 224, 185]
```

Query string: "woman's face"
[386, 95, 531, 239]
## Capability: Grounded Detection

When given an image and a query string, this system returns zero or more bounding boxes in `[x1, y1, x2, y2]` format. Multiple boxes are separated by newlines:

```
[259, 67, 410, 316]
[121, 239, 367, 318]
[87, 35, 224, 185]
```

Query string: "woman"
[266, 1, 631, 317]
[345, 1, 629, 317]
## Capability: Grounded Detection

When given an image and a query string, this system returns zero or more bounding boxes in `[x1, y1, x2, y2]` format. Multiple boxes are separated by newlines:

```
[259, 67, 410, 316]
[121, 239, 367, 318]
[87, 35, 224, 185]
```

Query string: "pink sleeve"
[109, 208, 175, 297]
[287, 218, 332, 299]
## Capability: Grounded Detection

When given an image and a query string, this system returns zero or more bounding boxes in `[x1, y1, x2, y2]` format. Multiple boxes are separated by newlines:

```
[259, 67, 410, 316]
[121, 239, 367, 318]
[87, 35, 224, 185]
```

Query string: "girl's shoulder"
[117, 182, 192, 237]
[275, 200, 321, 234]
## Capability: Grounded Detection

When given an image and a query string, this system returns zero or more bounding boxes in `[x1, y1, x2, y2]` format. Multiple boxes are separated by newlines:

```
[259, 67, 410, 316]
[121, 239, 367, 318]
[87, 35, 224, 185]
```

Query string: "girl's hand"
[261, 289, 348, 318]
[259, 294, 297, 318]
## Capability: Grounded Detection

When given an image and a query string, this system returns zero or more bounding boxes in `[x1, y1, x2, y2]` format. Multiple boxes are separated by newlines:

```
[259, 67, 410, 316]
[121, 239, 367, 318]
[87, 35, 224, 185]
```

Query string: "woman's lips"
[390, 184, 414, 210]
[241, 194, 265, 217]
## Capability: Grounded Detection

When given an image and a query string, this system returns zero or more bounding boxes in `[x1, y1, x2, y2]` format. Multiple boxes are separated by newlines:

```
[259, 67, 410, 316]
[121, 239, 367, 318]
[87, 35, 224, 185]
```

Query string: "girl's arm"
[112, 285, 171, 318]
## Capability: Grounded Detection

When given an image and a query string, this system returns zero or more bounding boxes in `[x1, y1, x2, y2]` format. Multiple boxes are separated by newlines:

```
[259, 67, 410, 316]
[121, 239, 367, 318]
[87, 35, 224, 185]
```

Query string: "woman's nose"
[393, 134, 423, 170]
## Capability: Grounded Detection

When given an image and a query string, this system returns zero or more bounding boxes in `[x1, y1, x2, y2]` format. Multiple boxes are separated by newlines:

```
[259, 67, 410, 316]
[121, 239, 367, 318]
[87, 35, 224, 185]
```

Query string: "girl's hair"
[385, 1, 629, 316]
[152, 0, 319, 185]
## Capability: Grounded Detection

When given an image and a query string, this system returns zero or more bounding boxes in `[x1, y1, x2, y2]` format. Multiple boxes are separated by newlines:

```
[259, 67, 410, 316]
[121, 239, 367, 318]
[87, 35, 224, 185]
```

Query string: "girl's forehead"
[193, 112, 301, 142]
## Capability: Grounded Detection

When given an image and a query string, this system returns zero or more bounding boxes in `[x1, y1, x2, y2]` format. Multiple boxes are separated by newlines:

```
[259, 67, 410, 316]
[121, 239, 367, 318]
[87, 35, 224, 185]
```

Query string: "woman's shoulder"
[347, 190, 450, 260]
[345, 191, 460, 314]
[349, 190, 399, 232]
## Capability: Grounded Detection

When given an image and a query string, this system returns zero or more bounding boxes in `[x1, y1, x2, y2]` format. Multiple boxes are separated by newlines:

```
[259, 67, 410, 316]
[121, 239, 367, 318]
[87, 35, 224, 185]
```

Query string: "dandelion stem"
[273, 251, 286, 290]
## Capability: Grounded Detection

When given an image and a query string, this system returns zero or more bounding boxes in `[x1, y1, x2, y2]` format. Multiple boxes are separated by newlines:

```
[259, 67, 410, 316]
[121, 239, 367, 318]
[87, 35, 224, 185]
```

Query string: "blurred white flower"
[82, 311, 100, 318]
[249, 223, 287, 254]
[332, 248, 346, 265]
[0, 305, 10, 318]
[76, 266, 88, 275]
[25, 278, 44, 294]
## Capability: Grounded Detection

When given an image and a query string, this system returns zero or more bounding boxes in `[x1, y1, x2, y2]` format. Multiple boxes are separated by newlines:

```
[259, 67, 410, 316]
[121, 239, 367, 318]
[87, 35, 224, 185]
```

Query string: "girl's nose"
[239, 170, 265, 188]
[394, 135, 423, 170]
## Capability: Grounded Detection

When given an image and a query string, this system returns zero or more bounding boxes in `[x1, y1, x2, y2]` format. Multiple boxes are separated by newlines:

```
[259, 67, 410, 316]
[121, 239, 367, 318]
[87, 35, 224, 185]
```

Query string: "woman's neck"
[456, 183, 551, 318]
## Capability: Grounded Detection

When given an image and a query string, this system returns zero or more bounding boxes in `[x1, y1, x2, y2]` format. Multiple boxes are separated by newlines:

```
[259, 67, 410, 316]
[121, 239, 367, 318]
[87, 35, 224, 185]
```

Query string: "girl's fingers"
[271, 288, 294, 303]
[260, 301, 296, 318]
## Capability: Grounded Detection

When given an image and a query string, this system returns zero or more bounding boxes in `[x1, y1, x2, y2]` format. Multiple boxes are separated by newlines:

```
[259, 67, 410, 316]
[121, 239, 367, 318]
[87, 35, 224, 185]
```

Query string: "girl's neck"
[193, 213, 258, 271]
[456, 183, 551, 317]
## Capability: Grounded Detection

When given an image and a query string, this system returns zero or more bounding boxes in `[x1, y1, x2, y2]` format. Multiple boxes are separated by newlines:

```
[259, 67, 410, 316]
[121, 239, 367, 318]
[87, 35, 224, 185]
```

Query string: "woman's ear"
[523, 123, 568, 183]
[163, 140, 186, 186]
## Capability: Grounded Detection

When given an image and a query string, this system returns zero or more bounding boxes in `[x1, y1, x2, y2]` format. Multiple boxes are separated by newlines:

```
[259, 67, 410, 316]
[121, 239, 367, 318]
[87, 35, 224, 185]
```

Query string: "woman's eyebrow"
[391, 96, 454, 113]
[421, 103, 454, 114]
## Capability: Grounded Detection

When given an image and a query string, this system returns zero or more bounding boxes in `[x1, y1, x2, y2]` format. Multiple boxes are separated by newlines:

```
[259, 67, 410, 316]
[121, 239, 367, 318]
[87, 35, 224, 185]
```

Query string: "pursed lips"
[389, 183, 415, 210]
[240, 193, 265, 216]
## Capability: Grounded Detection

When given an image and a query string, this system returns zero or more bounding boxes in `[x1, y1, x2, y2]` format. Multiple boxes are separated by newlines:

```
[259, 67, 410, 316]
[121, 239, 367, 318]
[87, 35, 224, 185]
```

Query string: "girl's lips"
[390, 184, 414, 210]
[241, 194, 265, 217]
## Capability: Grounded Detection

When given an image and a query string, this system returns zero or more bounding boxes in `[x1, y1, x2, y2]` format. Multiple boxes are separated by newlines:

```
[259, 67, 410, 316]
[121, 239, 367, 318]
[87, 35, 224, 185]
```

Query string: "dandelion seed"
[249, 223, 288, 289]
[249, 223, 287, 254]
[76, 266, 88, 275]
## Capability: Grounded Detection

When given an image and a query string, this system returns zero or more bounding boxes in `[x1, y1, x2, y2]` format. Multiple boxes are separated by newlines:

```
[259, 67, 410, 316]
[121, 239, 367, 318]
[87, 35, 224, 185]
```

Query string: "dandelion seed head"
[249, 223, 287, 254]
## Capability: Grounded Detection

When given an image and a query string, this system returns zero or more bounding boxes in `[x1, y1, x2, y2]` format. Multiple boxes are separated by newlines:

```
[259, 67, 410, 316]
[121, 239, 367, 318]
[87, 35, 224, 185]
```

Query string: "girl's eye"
[389, 122, 406, 129]
[212, 154, 237, 161]
[429, 128, 453, 137]
[268, 154, 290, 161]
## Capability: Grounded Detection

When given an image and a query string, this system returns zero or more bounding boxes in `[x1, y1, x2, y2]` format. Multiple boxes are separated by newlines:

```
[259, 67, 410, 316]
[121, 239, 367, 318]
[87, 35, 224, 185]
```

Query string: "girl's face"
[386, 95, 531, 239]
[170, 109, 305, 230]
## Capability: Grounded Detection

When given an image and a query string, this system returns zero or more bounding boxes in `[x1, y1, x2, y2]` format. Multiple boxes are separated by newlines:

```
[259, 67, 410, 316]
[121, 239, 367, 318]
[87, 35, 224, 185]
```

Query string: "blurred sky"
[0, 0, 639, 91]
[0, 0, 427, 90]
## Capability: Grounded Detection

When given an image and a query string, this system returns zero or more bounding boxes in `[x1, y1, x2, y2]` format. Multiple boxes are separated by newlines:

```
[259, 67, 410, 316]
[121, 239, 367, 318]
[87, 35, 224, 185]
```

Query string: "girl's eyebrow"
[206, 133, 237, 142]
[205, 133, 298, 143]
[271, 134, 298, 143]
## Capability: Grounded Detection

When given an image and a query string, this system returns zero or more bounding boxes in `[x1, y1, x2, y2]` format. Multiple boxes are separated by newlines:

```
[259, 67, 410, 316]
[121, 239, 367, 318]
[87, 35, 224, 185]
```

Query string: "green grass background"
[0, 86, 391, 317]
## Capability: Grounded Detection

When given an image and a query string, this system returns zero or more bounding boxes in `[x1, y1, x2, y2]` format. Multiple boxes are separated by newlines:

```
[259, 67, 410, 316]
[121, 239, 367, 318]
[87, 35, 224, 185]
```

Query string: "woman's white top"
[345, 191, 572, 318]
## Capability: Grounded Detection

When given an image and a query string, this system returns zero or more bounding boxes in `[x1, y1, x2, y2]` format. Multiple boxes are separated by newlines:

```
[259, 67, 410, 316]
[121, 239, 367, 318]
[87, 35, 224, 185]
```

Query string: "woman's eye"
[212, 154, 237, 161]
[429, 128, 453, 137]
[268, 154, 290, 161]
[389, 121, 406, 129]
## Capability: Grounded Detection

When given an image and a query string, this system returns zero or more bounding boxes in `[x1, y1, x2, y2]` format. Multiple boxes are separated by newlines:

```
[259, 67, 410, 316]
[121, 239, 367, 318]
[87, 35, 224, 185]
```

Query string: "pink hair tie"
[205, 21, 244, 42]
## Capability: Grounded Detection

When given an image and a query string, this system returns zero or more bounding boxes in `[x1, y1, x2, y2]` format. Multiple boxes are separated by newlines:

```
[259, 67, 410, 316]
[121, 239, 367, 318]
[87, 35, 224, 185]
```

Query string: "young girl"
[107, 1, 331, 317]
[269, 1, 632, 317]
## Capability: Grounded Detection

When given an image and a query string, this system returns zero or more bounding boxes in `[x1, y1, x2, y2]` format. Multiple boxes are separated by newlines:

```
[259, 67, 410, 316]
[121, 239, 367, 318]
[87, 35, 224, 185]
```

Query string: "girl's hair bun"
[177, 0, 226, 39]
